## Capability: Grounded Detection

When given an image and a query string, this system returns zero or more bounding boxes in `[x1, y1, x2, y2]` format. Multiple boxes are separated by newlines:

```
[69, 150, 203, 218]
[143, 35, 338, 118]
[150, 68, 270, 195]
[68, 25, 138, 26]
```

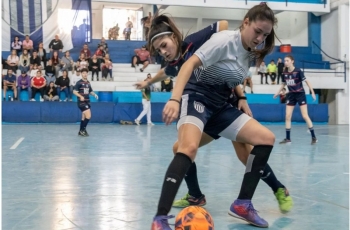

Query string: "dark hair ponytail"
[147, 14, 183, 56]
[241, 3, 278, 64]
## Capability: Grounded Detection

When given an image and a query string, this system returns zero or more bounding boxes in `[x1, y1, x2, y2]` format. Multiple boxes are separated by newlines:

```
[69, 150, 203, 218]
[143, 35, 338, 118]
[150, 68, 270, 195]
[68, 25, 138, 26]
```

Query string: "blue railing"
[301, 41, 347, 82]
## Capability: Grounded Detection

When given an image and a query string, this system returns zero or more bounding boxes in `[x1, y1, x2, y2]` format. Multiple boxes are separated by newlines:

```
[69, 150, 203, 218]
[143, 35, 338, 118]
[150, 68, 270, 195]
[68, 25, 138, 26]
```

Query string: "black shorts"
[78, 102, 91, 112]
[286, 92, 307, 106]
[178, 93, 251, 141]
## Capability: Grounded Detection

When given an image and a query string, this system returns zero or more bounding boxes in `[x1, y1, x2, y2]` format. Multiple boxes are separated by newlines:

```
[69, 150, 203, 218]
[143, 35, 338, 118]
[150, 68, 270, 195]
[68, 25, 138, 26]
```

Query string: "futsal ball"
[175, 206, 214, 230]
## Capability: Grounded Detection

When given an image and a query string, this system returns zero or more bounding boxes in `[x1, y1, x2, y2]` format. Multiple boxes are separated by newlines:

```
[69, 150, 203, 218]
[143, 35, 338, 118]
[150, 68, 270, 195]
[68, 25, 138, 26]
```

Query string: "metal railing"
[300, 41, 347, 82]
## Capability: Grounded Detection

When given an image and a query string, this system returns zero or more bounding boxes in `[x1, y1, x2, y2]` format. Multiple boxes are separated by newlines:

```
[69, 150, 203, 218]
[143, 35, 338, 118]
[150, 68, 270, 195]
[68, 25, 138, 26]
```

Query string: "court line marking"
[10, 137, 24, 150]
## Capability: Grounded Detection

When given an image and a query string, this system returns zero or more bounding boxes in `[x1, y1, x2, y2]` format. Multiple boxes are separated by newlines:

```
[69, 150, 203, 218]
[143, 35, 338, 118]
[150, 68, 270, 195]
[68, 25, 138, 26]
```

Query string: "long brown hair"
[240, 3, 277, 63]
[147, 14, 183, 56]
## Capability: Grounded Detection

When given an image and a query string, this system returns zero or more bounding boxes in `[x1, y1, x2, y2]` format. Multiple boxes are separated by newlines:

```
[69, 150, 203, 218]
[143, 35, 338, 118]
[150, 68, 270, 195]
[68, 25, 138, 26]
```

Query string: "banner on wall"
[2, 0, 92, 52]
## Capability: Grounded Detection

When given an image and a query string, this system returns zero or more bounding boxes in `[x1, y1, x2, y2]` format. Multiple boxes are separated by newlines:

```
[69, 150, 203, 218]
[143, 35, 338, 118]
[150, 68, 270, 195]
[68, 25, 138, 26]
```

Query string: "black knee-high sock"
[80, 120, 84, 131]
[156, 153, 192, 216]
[82, 118, 90, 130]
[261, 163, 285, 193]
[185, 162, 203, 198]
[238, 145, 273, 200]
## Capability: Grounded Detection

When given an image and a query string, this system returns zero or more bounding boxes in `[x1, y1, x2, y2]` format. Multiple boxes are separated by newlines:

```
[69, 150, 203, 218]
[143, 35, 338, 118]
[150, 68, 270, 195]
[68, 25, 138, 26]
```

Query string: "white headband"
[150, 31, 173, 43]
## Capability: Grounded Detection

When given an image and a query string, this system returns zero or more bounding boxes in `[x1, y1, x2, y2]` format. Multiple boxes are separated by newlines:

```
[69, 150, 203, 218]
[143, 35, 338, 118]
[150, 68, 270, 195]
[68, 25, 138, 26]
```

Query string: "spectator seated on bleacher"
[22, 35, 34, 54]
[3, 69, 18, 101]
[30, 70, 46, 101]
[18, 49, 30, 74]
[161, 77, 173, 92]
[80, 44, 92, 61]
[30, 50, 42, 71]
[101, 54, 113, 81]
[45, 60, 56, 85]
[61, 51, 74, 72]
[76, 53, 89, 72]
[48, 34, 64, 58]
[95, 45, 106, 61]
[17, 71, 31, 100]
[258, 61, 268, 84]
[70, 69, 82, 96]
[267, 60, 277, 85]
[97, 37, 109, 53]
[89, 54, 100, 81]
[51, 51, 61, 76]
[44, 81, 59, 101]
[55, 70, 71, 101]
[30, 64, 39, 78]
[37, 42, 47, 69]
[11, 36, 22, 56]
[6, 50, 19, 73]
[132, 45, 150, 72]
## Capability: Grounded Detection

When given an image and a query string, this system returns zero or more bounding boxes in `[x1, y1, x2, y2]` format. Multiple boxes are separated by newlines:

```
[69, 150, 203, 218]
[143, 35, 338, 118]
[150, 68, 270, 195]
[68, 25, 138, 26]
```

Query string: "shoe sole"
[172, 201, 206, 208]
[228, 210, 269, 228]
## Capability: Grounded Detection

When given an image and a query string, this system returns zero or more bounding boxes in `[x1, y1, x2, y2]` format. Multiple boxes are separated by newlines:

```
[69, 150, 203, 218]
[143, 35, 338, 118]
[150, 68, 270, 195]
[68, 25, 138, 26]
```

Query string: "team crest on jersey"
[193, 101, 205, 113]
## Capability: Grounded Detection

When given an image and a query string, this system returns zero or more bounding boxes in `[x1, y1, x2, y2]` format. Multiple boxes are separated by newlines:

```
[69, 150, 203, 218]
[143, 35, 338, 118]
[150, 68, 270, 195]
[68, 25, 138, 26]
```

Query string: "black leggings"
[268, 73, 276, 82]
[91, 68, 99, 80]
[277, 72, 283, 84]
[31, 87, 45, 99]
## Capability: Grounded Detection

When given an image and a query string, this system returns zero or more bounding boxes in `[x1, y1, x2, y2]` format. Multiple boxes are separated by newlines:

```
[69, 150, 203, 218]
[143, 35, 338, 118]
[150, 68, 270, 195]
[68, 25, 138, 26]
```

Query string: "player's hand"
[134, 81, 148, 89]
[163, 100, 180, 125]
[273, 94, 278, 98]
[238, 100, 253, 117]
[94, 94, 99, 100]
[312, 93, 316, 101]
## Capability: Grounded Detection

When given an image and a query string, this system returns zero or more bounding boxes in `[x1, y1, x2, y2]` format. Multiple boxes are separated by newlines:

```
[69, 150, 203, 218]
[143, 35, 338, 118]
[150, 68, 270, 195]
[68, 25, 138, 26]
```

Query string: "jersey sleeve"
[194, 31, 233, 68]
[73, 81, 80, 91]
[184, 22, 220, 49]
[89, 83, 93, 93]
[164, 66, 177, 78]
[299, 69, 306, 81]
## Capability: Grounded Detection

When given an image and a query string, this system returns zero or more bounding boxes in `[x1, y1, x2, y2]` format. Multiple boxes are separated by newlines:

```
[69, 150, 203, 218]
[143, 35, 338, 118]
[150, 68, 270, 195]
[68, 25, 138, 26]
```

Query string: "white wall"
[321, 5, 349, 124]
[321, 9, 339, 62]
[161, 6, 308, 46]
[92, 3, 103, 39]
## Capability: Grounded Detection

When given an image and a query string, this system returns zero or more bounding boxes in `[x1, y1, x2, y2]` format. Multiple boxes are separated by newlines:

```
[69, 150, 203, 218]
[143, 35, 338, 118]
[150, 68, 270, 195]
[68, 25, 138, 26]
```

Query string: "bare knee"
[172, 141, 179, 155]
[177, 143, 198, 160]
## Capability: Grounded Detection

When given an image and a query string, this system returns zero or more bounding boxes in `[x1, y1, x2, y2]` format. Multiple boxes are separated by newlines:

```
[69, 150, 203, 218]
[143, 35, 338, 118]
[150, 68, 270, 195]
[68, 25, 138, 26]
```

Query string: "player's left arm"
[89, 85, 98, 99]
[301, 70, 316, 101]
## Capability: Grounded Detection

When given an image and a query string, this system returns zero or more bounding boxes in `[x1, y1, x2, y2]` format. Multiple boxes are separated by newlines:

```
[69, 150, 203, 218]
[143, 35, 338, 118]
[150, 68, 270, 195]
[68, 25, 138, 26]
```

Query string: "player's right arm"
[274, 83, 286, 98]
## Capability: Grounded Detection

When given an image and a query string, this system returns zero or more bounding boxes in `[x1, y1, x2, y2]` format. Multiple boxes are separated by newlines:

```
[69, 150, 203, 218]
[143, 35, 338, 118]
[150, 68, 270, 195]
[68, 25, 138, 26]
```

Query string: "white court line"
[10, 137, 25, 150]
[344, 173, 349, 175]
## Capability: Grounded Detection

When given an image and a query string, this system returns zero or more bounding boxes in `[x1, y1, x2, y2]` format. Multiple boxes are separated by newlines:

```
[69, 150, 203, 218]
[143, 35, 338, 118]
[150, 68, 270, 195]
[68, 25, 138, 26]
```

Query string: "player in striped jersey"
[274, 55, 317, 144]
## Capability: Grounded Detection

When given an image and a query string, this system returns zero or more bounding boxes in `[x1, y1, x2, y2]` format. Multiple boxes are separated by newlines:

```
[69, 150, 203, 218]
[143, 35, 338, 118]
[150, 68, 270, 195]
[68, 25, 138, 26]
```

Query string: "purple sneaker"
[151, 215, 174, 230]
[228, 199, 268, 228]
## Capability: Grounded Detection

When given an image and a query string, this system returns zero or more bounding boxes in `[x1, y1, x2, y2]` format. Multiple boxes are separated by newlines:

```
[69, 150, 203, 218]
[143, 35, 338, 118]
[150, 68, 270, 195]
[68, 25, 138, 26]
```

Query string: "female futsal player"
[136, 4, 280, 229]
[274, 55, 317, 144]
[172, 88, 293, 214]
[73, 68, 98, 137]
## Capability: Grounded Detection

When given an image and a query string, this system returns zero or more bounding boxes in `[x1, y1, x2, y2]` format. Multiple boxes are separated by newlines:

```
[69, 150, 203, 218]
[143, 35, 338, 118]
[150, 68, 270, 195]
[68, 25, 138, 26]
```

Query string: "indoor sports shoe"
[275, 188, 293, 213]
[172, 193, 206, 208]
[135, 119, 140, 126]
[228, 199, 268, 228]
[279, 139, 291, 144]
[151, 215, 174, 230]
[78, 130, 87, 137]
[311, 137, 318, 144]
[83, 129, 89, 136]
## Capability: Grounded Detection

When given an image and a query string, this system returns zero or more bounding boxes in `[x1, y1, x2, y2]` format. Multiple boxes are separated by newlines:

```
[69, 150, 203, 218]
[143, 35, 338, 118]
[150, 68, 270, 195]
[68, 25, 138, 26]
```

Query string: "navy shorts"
[286, 92, 307, 106]
[78, 102, 91, 112]
[178, 93, 251, 141]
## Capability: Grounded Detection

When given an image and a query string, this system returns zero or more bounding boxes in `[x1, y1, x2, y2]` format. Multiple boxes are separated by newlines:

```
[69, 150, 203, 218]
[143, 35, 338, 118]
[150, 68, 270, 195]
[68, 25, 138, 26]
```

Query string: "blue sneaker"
[228, 199, 268, 228]
[151, 215, 174, 230]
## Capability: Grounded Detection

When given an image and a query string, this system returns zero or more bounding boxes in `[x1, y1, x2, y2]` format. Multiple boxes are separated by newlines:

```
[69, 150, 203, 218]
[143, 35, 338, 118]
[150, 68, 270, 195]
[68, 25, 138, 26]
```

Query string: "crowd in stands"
[3, 25, 286, 103]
